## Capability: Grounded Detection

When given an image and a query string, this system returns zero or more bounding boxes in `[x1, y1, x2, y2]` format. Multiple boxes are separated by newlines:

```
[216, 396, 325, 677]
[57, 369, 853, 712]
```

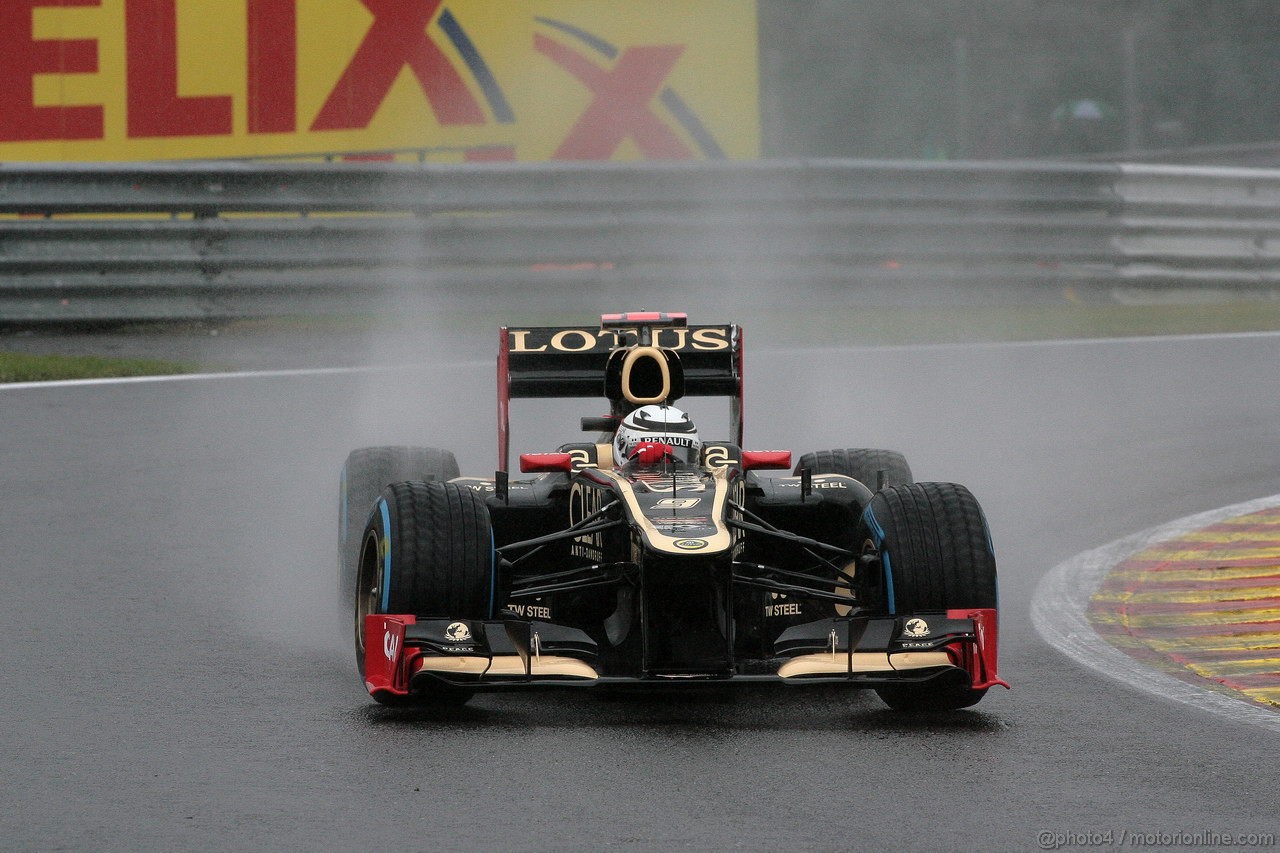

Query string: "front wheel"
[340, 446, 460, 611]
[856, 482, 997, 711]
[355, 481, 494, 704]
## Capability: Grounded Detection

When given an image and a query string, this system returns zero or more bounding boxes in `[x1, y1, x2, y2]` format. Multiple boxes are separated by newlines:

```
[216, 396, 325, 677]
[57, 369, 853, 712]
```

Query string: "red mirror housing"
[742, 450, 792, 470]
[519, 452, 575, 473]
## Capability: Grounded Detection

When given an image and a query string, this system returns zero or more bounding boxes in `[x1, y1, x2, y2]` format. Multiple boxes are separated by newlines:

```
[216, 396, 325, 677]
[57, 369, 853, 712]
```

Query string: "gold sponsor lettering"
[691, 328, 730, 350]
[509, 330, 547, 353]
[655, 328, 690, 349]
[507, 326, 732, 354]
[550, 330, 597, 352]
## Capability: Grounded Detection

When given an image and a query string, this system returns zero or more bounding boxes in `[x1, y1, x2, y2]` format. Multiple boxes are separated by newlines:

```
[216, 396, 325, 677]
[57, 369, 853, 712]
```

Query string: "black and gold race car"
[339, 312, 1006, 710]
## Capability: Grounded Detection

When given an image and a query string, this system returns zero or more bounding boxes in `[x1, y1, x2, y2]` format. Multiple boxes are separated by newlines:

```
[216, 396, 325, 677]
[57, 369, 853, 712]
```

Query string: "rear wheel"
[355, 481, 493, 704]
[856, 482, 997, 711]
[340, 447, 460, 609]
[793, 448, 912, 491]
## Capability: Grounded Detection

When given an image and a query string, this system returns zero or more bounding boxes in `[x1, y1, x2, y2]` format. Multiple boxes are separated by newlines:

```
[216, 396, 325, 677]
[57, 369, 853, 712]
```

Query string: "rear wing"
[497, 317, 744, 471]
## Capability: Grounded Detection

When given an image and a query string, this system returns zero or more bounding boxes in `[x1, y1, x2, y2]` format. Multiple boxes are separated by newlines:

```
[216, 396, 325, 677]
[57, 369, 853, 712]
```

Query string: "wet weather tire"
[857, 482, 997, 711]
[355, 482, 494, 704]
[793, 448, 913, 491]
[339, 446, 460, 609]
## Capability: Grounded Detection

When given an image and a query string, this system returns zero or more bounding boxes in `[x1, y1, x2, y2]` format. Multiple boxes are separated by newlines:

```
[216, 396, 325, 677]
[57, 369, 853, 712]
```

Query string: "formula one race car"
[339, 312, 1006, 711]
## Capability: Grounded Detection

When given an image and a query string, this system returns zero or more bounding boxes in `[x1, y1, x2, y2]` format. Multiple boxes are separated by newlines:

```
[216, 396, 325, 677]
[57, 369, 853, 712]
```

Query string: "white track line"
[1031, 494, 1280, 734]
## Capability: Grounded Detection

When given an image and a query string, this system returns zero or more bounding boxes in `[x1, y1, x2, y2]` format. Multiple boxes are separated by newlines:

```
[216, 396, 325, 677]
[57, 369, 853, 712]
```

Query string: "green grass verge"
[0, 351, 199, 383]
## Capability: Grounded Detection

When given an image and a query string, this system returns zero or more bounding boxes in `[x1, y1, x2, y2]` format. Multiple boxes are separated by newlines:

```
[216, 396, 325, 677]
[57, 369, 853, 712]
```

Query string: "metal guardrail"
[1087, 141, 1280, 169]
[2, 159, 1280, 323]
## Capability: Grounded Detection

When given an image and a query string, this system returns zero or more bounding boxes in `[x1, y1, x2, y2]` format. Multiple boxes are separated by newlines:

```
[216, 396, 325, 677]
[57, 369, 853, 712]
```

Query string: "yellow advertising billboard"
[0, 0, 759, 161]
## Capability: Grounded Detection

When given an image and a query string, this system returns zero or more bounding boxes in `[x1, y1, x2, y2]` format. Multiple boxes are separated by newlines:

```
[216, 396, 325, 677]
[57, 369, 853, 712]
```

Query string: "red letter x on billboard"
[534, 34, 691, 160]
[311, 0, 484, 131]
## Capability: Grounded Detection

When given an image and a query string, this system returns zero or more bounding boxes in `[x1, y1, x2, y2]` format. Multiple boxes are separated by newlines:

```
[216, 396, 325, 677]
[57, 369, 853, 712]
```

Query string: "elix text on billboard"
[0, 0, 758, 162]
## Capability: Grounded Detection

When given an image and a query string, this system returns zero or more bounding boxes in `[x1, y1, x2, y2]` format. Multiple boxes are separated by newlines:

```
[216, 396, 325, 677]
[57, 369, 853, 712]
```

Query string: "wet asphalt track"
[4, 332, 1280, 852]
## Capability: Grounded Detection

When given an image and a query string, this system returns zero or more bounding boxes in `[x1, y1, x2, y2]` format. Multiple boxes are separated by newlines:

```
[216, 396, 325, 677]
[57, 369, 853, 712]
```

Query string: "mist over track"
[3, 332, 1280, 851]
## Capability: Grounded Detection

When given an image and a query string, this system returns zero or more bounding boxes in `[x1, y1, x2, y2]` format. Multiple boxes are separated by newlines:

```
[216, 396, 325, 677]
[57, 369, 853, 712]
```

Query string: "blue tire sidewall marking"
[863, 505, 895, 615]
[863, 505, 886, 541]
[882, 550, 896, 615]
[378, 498, 392, 613]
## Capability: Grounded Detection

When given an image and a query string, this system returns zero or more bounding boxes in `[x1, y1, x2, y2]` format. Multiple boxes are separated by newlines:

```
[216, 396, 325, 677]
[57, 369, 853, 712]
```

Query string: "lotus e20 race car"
[338, 313, 1007, 710]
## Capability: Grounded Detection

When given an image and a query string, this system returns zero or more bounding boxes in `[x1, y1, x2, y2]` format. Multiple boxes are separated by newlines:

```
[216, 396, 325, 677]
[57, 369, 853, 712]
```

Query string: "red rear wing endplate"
[498, 321, 743, 471]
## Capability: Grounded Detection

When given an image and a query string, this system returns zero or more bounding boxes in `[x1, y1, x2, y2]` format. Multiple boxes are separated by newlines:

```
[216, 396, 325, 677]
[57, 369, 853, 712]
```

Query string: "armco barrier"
[2, 160, 1280, 323]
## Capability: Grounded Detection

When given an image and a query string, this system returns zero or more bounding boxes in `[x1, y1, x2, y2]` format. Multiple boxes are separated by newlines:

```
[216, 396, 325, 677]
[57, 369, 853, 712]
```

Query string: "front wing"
[364, 609, 1006, 701]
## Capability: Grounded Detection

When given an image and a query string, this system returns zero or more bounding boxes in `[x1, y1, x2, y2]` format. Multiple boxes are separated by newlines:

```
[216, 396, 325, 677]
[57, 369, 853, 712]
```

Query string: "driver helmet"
[613, 405, 701, 467]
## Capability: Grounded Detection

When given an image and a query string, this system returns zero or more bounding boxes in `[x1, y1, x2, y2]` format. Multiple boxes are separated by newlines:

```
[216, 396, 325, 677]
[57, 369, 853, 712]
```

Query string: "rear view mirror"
[742, 450, 792, 470]
[519, 452, 575, 473]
